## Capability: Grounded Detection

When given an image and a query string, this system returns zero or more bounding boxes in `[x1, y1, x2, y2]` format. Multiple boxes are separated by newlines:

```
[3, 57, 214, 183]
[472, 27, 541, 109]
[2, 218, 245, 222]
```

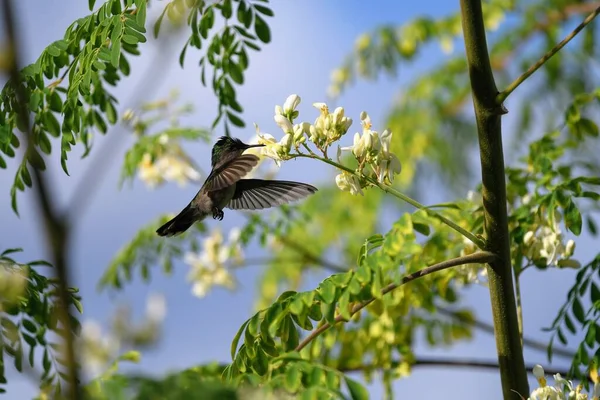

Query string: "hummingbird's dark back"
[211, 136, 248, 169]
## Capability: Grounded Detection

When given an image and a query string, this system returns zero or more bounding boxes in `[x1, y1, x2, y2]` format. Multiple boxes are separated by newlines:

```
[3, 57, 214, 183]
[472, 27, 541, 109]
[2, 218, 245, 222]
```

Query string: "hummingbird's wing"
[202, 154, 261, 192]
[226, 179, 318, 210]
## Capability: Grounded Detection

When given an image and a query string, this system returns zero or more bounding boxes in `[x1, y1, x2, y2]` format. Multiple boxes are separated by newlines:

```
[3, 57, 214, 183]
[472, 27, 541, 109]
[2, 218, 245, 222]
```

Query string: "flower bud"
[280, 134, 293, 152]
[293, 124, 305, 142]
[274, 115, 293, 134]
[283, 94, 301, 114]
[274, 105, 283, 116]
[333, 107, 345, 125]
[123, 109, 135, 121]
[533, 364, 545, 380]
[523, 231, 535, 246]
[557, 259, 581, 269]
[564, 239, 575, 257]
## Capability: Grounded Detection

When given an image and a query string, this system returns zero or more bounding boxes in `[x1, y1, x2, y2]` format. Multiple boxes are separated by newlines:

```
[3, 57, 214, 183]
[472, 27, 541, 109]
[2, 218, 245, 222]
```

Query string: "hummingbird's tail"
[156, 204, 198, 237]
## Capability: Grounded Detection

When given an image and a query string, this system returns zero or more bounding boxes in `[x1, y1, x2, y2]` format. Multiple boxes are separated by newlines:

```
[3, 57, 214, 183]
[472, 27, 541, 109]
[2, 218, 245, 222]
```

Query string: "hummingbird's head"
[211, 136, 265, 166]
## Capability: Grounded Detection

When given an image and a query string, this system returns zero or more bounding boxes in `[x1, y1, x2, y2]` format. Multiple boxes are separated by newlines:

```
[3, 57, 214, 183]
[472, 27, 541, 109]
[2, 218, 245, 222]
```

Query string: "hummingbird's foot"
[212, 207, 224, 221]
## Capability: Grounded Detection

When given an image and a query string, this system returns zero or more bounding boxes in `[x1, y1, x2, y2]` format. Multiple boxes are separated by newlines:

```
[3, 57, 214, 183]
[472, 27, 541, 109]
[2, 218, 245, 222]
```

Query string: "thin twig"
[1, 1, 80, 398]
[436, 307, 576, 360]
[497, 5, 600, 104]
[291, 153, 485, 249]
[341, 357, 573, 378]
[295, 252, 496, 352]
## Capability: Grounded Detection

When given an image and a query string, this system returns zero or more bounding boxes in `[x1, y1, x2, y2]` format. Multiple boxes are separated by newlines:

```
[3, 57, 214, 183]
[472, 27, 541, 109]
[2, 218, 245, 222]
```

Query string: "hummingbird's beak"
[245, 143, 266, 149]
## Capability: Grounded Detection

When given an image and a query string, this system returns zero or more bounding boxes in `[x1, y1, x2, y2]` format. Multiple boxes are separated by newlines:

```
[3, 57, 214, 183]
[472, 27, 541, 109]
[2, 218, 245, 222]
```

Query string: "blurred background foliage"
[2, 0, 600, 398]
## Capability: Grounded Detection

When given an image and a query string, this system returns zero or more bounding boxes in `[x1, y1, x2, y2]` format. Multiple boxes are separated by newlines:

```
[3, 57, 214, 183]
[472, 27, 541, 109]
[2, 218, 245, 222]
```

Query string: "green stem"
[460, 0, 529, 398]
[291, 153, 485, 248]
[515, 272, 524, 345]
[496, 5, 600, 104]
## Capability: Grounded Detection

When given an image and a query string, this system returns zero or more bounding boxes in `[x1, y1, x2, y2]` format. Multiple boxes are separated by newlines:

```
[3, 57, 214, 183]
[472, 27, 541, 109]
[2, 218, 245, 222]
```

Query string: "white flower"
[539, 227, 564, 266]
[185, 228, 242, 298]
[593, 381, 600, 399]
[553, 374, 573, 392]
[524, 231, 535, 246]
[122, 109, 135, 122]
[138, 152, 201, 189]
[528, 386, 561, 400]
[313, 102, 329, 115]
[283, 94, 301, 114]
[158, 134, 169, 145]
[81, 320, 103, 343]
[335, 172, 363, 196]
[379, 128, 392, 156]
[564, 240, 575, 257]
[467, 190, 483, 204]
[293, 123, 309, 143]
[254, 128, 283, 166]
[146, 293, 166, 323]
[156, 155, 201, 186]
[274, 114, 294, 134]
[138, 153, 164, 188]
[360, 111, 372, 130]
[533, 364, 546, 381]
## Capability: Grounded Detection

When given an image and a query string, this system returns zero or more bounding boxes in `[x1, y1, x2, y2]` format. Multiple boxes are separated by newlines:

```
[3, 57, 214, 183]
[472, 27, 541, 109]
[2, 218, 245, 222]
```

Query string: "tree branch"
[295, 252, 496, 352]
[496, 5, 600, 104]
[460, 0, 528, 397]
[1, 1, 80, 398]
[269, 234, 575, 362]
[340, 357, 572, 379]
[436, 306, 576, 361]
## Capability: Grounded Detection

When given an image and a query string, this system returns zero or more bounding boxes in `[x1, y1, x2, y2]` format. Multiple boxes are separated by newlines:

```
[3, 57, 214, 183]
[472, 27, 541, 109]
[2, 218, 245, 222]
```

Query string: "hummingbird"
[156, 136, 318, 237]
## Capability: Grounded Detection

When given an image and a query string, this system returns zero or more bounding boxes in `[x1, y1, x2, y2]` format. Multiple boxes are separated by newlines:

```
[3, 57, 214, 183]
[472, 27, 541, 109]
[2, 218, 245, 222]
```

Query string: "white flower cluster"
[252, 94, 401, 197]
[253, 94, 353, 166]
[336, 112, 402, 195]
[523, 214, 580, 269]
[527, 364, 599, 400]
[137, 134, 201, 189]
[77, 293, 166, 378]
[184, 228, 243, 298]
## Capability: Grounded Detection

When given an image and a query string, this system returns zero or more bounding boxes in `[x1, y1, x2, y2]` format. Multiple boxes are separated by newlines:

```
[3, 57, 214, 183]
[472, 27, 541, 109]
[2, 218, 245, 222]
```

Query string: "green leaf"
[227, 112, 245, 128]
[284, 364, 302, 393]
[229, 62, 244, 84]
[591, 282, 600, 302]
[122, 34, 139, 45]
[154, 5, 168, 38]
[572, 297, 585, 324]
[1, 248, 22, 256]
[565, 199, 582, 235]
[43, 112, 61, 137]
[345, 376, 368, 400]
[254, 14, 271, 43]
[118, 350, 141, 363]
[578, 118, 599, 137]
[318, 280, 337, 304]
[89, 0, 96, 11]
[22, 319, 37, 334]
[412, 222, 430, 236]
[254, 5, 274, 17]
[231, 319, 250, 360]
[111, 40, 121, 68]
[338, 291, 351, 321]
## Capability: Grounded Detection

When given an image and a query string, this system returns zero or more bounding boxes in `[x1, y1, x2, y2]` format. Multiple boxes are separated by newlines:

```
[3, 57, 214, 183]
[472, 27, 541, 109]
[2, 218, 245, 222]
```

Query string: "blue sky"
[1, 1, 596, 398]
